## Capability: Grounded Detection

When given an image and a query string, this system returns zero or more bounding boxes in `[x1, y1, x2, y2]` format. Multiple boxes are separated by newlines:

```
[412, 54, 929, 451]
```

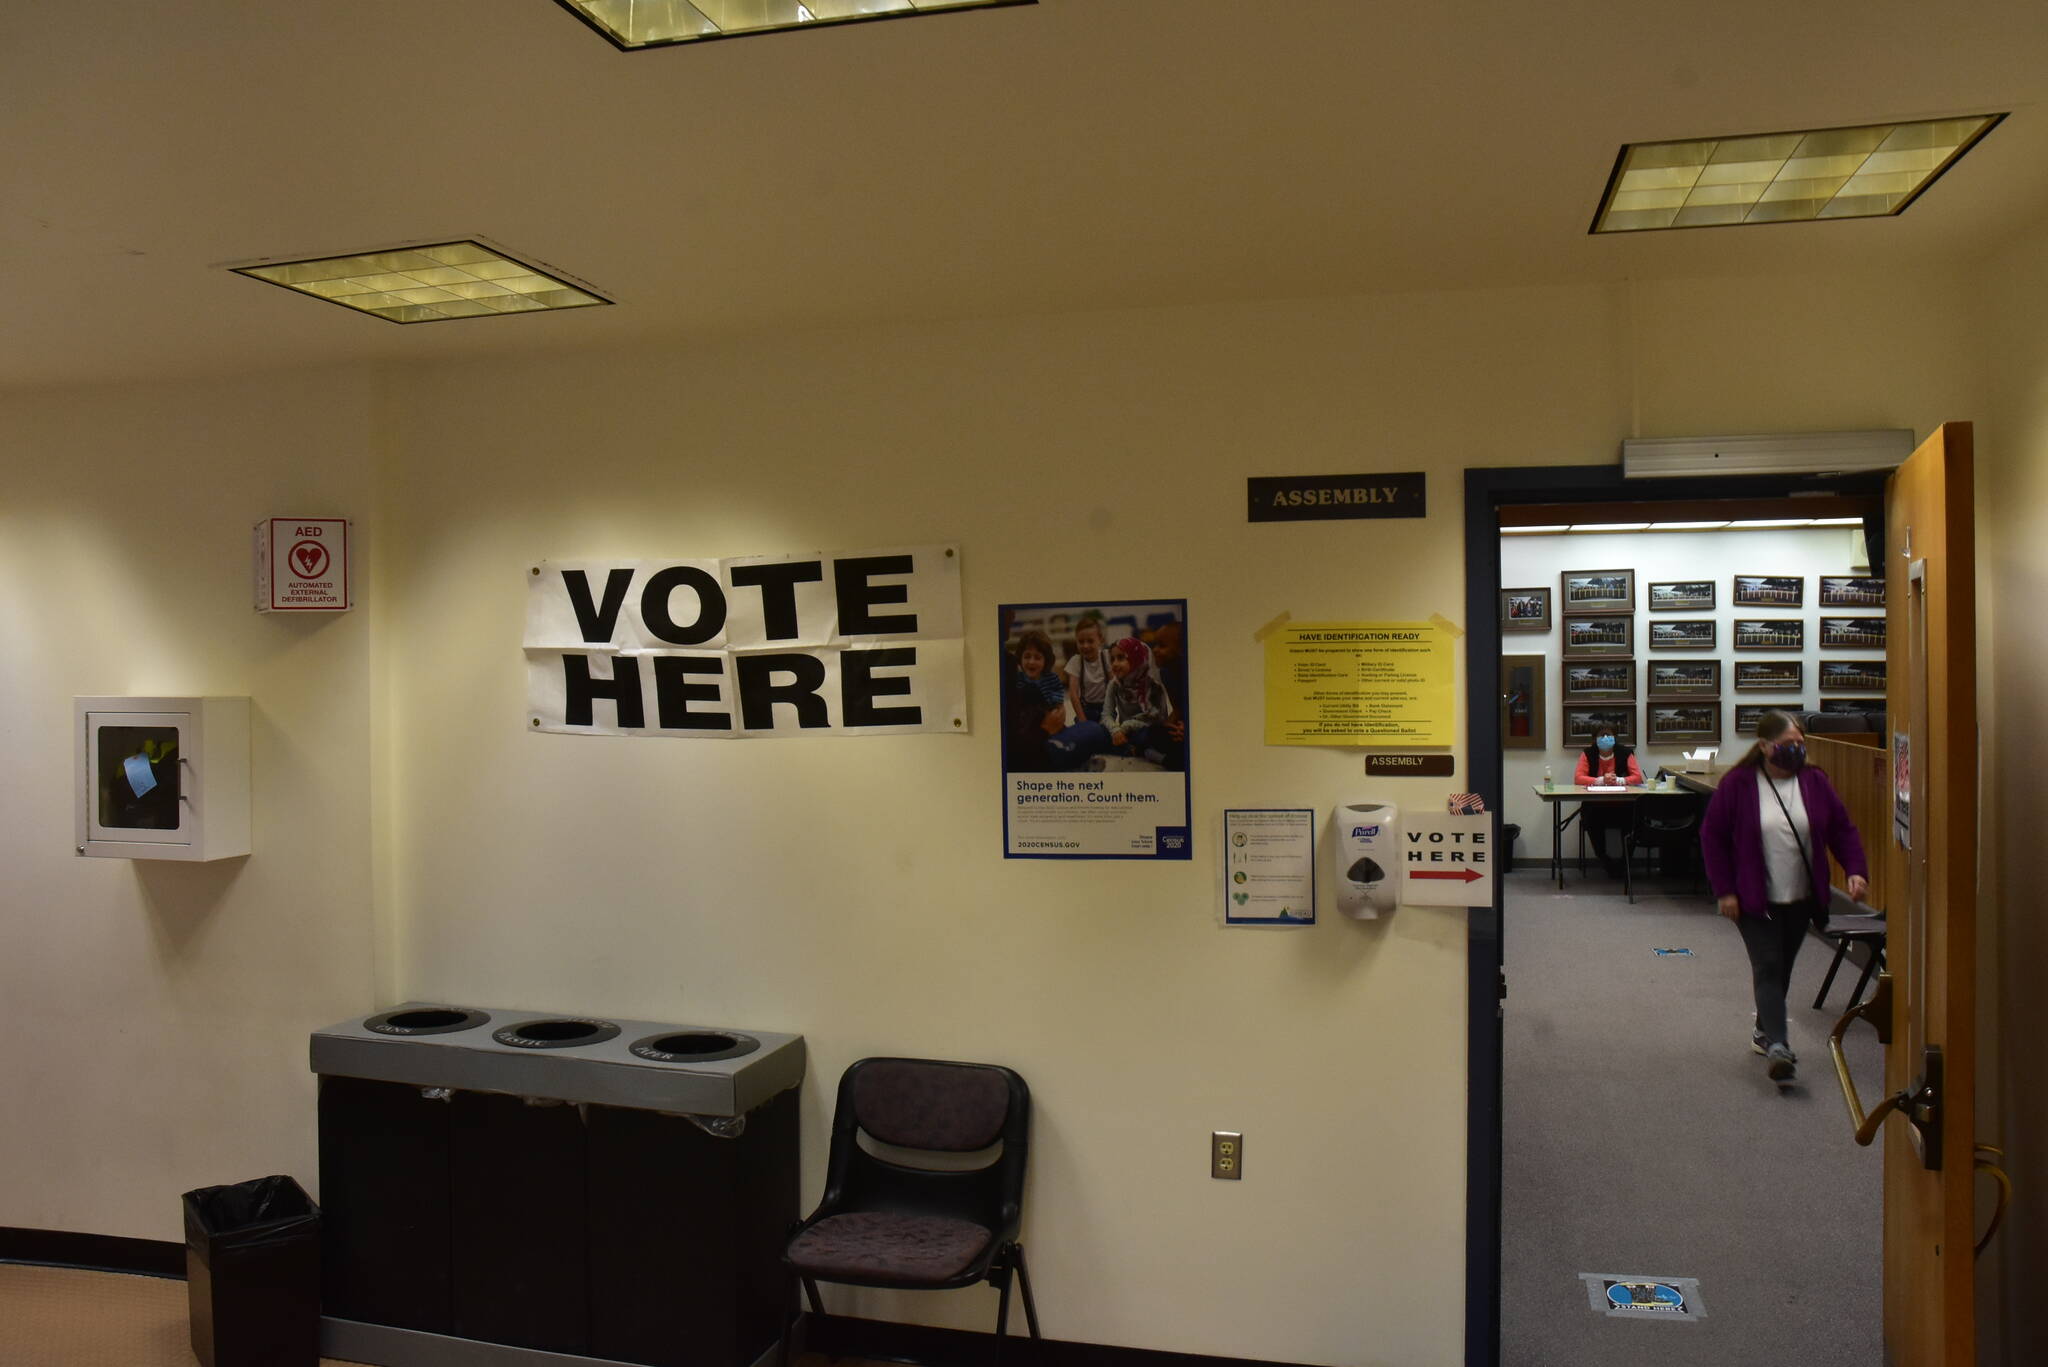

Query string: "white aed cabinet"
[76, 697, 250, 860]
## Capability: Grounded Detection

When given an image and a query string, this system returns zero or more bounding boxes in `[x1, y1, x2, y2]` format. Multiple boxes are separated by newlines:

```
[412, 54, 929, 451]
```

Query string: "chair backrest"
[816, 1057, 1030, 1238]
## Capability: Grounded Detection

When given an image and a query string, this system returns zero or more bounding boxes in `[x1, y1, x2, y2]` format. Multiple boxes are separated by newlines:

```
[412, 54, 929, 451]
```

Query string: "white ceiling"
[7, 0, 2047, 392]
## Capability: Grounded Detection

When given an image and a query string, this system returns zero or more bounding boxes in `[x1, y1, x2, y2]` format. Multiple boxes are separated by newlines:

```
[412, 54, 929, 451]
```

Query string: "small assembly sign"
[255, 518, 351, 612]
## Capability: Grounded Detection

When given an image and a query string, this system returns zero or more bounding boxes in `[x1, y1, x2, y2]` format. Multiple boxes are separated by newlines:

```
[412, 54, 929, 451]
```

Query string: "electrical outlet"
[1211, 1130, 1242, 1180]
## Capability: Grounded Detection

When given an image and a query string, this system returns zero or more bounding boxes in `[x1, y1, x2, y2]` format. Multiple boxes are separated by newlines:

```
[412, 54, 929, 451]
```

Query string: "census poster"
[998, 599, 1191, 859]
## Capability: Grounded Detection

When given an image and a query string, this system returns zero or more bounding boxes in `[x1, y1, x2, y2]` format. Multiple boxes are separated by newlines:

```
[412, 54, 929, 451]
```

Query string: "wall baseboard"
[0, 1226, 185, 1279]
[806, 1312, 1312, 1367]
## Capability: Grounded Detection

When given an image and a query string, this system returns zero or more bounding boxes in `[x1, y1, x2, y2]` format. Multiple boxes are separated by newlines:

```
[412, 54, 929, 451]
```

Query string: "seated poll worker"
[1572, 722, 1643, 876]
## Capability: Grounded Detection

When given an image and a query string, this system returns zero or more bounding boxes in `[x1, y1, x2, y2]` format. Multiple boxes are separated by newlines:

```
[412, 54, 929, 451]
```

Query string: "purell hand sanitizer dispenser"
[1332, 802, 1400, 918]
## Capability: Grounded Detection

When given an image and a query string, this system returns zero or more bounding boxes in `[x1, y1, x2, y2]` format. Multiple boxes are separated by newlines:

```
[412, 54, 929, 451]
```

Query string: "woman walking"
[1700, 711, 1869, 1083]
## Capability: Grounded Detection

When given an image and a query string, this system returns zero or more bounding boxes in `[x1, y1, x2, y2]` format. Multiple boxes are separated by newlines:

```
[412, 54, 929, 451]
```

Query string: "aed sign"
[255, 518, 351, 612]
[524, 544, 967, 740]
[1399, 811, 1494, 906]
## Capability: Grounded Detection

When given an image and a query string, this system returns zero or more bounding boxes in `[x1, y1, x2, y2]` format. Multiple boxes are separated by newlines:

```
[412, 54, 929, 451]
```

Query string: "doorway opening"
[1462, 465, 1891, 1367]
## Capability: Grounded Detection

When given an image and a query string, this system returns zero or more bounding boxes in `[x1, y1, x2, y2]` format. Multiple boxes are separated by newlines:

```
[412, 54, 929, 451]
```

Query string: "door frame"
[1460, 462, 1890, 1366]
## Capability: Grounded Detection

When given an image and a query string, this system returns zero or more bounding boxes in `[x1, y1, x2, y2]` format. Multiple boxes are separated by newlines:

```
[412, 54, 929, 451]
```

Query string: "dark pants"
[1734, 900, 1815, 1047]
[1580, 805, 1627, 868]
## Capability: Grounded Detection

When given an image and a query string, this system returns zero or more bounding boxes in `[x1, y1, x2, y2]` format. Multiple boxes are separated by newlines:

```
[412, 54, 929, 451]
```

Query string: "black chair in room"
[784, 1057, 1039, 1357]
[1812, 888, 1888, 1011]
[1621, 792, 1702, 903]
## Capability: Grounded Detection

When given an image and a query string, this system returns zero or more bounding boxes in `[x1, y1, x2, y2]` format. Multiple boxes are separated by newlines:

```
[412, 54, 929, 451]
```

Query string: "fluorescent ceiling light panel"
[1592, 114, 2003, 232]
[1501, 525, 1570, 534]
[1726, 519, 1814, 528]
[1648, 521, 1731, 530]
[558, 0, 1029, 49]
[1573, 522, 1651, 532]
[233, 241, 610, 324]
[1810, 517, 1865, 526]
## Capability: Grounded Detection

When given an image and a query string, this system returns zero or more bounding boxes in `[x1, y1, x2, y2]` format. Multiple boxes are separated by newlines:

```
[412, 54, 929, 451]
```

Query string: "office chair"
[1621, 795, 1702, 903]
[784, 1057, 1039, 1355]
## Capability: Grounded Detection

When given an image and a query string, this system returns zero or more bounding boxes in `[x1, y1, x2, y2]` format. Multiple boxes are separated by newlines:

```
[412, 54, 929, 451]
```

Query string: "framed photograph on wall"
[1732, 574, 1804, 608]
[1734, 660, 1803, 691]
[1561, 614, 1633, 657]
[1646, 659, 1720, 699]
[1561, 659, 1634, 701]
[1648, 703, 1722, 745]
[1500, 654, 1545, 749]
[1821, 697, 1887, 716]
[1648, 580, 1714, 611]
[1819, 575, 1886, 607]
[1734, 618, 1804, 649]
[1820, 660, 1887, 692]
[1562, 703, 1636, 747]
[1499, 587, 1553, 632]
[1820, 616, 1886, 649]
[1736, 703, 1804, 734]
[1559, 568, 1634, 614]
[1647, 618, 1715, 651]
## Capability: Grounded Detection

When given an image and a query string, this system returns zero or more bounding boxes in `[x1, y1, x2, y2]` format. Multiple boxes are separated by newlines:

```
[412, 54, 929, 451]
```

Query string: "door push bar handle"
[1830, 974, 1944, 1170]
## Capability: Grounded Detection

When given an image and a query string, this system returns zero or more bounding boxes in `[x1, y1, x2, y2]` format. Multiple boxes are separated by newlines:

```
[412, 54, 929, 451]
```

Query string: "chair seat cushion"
[787, 1211, 994, 1283]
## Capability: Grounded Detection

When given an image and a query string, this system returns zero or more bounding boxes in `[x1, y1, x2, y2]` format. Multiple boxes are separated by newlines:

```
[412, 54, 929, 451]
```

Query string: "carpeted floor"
[1500, 866, 1885, 1366]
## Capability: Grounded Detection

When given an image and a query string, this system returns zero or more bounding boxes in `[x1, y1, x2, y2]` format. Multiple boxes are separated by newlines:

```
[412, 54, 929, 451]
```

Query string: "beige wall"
[1977, 216, 2048, 1365]
[0, 370, 385, 1239]
[0, 261, 2015, 1366]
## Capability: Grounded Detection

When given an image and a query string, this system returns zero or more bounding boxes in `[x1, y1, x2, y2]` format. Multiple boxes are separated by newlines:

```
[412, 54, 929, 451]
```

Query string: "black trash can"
[182, 1174, 321, 1367]
[1501, 823, 1521, 875]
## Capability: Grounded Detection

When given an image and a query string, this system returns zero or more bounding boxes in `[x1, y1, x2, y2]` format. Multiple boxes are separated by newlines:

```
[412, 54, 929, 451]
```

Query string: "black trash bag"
[182, 1174, 321, 1367]
[1501, 824, 1521, 874]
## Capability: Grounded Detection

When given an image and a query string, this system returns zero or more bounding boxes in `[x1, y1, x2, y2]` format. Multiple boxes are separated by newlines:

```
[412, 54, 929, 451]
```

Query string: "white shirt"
[1757, 770, 1813, 903]
[1063, 652, 1107, 705]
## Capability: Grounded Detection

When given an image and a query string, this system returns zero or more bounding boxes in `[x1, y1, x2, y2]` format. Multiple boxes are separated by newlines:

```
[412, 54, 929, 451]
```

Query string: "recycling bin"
[311, 1003, 806, 1367]
[182, 1174, 321, 1367]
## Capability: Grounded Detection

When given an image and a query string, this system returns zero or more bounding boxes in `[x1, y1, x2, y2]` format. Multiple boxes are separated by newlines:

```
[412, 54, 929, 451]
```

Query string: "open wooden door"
[1831, 422, 1980, 1365]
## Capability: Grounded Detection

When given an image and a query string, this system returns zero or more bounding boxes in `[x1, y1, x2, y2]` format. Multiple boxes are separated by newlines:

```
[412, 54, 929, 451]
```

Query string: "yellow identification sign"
[1263, 621, 1454, 746]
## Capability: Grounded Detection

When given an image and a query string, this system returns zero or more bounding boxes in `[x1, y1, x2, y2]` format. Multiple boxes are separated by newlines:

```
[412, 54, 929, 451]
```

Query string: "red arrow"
[1411, 868, 1484, 882]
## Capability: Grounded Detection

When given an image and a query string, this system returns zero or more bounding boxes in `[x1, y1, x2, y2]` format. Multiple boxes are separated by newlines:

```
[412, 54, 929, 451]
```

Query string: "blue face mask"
[1596, 735, 1615, 752]
[1772, 741, 1807, 771]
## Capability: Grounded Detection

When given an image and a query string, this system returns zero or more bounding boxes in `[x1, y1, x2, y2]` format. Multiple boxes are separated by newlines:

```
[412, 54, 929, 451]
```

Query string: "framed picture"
[1820, 697, 1886, 716]
[1734, 618, 1804, 650]
[1500, 654, 1545, 749]
[1499, 587, 1553, 632]
[1648, 580, 1714, 611]
[1562, 703, 1636, 747]
[1561, 614, 1633, 657]
[1560, 568, 1634, 614]
[1732, 574, 1804, 608]
[1736, 703, 1804, 734]
[1734, 660, 1803, 692]
[1646, 659, 1720, 699]
[1561, 659, 1635, 701]
[1820, 616, 1886, 649]
[1648, 703, 1722, 745]
[1820, 575, 1886, 608]
[1820, 660, 1887, 692]
[1647, 618, 1716, 651]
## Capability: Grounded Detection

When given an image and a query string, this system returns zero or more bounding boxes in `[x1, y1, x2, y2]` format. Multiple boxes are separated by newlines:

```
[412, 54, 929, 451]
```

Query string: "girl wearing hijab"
[1700, 710, 1870, 1083]
[1572, 722, 1643, 876]
[1102, 636, 1170, 760]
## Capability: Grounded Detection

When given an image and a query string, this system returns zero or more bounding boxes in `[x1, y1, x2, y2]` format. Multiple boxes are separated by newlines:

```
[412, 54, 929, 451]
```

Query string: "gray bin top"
[310, 1003, 805, 1117]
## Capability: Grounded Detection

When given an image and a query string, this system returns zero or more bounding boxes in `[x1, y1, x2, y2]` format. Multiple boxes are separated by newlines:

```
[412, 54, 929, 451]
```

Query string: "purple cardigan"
[1699, 765, 1869, 918]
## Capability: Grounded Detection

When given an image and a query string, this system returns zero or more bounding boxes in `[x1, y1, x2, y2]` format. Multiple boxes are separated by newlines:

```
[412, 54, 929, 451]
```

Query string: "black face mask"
[1771, 741, 1807, 772]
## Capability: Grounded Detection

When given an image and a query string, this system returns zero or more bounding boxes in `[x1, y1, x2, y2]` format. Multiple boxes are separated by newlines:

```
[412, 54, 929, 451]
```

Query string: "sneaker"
[1751, 1030, 1796, 1063]
[1765, 1044, 1796, 1082]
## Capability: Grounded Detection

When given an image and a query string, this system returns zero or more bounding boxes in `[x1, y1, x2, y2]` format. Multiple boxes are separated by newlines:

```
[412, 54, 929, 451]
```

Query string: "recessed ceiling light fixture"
[1592, 113, 2004, 233]
[232, 241, 610, 324]
[557, 0, 1032, 50]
